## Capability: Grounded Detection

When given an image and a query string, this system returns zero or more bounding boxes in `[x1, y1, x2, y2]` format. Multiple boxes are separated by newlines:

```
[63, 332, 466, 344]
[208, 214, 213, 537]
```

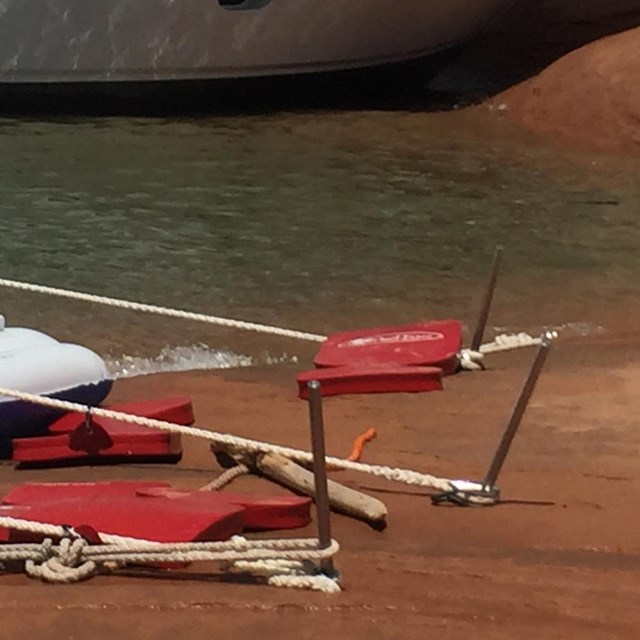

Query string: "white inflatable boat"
[0, 315, 113, 443]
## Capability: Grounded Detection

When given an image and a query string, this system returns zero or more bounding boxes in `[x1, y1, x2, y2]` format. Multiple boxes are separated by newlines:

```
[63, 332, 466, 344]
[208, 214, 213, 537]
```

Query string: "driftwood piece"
[212, 445, 387, 526]
[257, 452, 388, 526]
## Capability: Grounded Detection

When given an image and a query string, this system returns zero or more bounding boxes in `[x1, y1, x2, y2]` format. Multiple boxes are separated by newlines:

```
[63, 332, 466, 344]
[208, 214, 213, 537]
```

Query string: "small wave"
[106, 344, 298, 379]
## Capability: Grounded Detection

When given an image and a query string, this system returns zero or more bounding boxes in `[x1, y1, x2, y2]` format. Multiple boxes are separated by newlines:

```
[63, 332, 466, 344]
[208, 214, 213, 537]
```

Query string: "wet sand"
[1, 323, 640, 639]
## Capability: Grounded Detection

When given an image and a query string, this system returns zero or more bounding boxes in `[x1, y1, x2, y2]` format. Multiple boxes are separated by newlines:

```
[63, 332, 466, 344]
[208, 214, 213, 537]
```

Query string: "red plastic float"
[47, 397, 194, 434]
[296, 364, 443, 398]
[0, 498, 244, 543]
[136, 486, 312, 531]
[1, 481, 171, 504]
[11, 397, 192, 466]
[314, 319, 462, 375]
[1, 481, 312, 532]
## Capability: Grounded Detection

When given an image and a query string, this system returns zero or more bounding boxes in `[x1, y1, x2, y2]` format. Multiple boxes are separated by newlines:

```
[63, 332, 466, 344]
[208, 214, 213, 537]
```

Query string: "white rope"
[0, 279, 542, 360]
[0, 533, 341, 590]
[25, 538, 98, 583]
[228, 559, 341, 593]
[0, 387, 455, 493]
[0, 530, 334, 557]
[198, 463, 250, 491]
[85, 537, 339, 564]
[0, 278, 325, 343]
[480, 332, 542, 354]
[0, 511, 341, 589]
[459, 332, 541, 371]
[0, 514, 156, 546]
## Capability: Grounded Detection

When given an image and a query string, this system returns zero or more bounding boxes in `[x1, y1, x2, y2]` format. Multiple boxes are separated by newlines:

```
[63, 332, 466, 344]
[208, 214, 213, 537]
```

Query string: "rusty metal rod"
[471, 246, 503, 352]
[307, 380, 336, 576]
[482, 331, 556, 489]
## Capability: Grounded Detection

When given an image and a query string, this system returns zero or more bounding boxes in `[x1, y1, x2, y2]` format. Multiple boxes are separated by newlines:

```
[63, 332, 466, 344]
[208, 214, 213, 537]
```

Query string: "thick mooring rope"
[0, 388, 455, 493]
[0, 531, 340, 590]
[198, 463, 250, 491]
[0, 278, 325, 343]
[0, 279, 540, 362]
[459, 332, 541, 371]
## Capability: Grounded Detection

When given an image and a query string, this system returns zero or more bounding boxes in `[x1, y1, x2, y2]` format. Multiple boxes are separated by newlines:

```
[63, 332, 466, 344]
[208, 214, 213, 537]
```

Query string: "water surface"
[1, 108, 638, 374]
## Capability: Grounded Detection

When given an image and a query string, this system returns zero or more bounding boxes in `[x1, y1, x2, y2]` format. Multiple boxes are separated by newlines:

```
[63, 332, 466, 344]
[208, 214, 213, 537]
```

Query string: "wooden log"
[211, 444, 388, 527]
[256, 452, 387, 526]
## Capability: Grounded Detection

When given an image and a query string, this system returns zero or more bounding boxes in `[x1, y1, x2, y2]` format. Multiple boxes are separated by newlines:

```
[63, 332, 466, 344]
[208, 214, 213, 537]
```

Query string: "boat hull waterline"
[0, 1, 512, 83]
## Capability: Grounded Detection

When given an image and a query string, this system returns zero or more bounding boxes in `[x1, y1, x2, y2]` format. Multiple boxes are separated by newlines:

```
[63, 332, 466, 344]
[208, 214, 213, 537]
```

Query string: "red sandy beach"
[1, 3, 639, 636]
[1, 321, 640, 639]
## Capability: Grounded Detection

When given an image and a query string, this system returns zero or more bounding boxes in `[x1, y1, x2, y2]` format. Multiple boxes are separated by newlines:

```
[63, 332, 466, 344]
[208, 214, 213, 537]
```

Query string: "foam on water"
[106, 344, 298, 379]
[107, 322, 603, 380]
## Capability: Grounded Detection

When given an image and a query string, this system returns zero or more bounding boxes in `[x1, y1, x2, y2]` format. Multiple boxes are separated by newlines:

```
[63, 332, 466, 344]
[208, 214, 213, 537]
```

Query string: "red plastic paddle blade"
[0, 498, 244, 543]
[315, 320, 462, 375]
[136, 487, 312, 531]
[11, 430, 182, 465]
[297, 364, 443, 398]
[1, 481, 172, 505]
[11, 397, 191, 465]
[47, 397, 195, 434]
[1, 482, 312, 532]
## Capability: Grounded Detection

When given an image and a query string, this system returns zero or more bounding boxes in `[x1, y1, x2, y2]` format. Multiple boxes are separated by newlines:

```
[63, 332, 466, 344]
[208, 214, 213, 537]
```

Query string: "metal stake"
[470, 246, 503, 352]
[307, 380, 336, 577]
[431, 330, 556, 506]
[482, 331, 556, 490]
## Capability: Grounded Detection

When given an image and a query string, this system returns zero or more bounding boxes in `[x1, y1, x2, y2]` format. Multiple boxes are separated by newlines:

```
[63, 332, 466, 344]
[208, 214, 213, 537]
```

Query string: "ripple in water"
[106, 344, 298, 379]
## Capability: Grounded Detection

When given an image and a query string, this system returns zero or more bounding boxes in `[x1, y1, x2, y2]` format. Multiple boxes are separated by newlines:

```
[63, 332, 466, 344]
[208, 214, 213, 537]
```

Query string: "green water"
[1, 109, 639, 369]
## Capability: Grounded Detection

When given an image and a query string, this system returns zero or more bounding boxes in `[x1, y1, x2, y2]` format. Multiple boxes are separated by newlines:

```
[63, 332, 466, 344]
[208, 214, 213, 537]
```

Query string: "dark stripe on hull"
[0, 49, 458, 116]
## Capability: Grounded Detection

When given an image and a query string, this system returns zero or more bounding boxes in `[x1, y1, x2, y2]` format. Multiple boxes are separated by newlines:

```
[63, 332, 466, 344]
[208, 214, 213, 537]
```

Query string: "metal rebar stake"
[432, 330, 556, 506]
[481, 330, 556, 491]
[470, 246, 504, 352]
[307, 380, 336, 577]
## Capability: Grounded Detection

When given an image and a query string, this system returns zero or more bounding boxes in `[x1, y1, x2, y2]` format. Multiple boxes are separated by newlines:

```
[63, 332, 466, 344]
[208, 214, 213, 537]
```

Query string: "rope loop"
[10, 536, 341, 590]
[228, 558, 341, 593]
[199, 464, 250, 492]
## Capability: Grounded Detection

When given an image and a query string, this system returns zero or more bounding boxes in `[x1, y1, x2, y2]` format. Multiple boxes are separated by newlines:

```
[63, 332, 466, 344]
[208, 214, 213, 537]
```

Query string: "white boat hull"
[0, 1, 513, 83]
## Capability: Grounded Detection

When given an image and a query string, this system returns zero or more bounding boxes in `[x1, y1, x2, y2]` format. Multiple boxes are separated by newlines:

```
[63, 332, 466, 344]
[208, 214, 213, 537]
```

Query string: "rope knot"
[459, 349, 485, 371]
[36, 538, 55, 563]
[58, 537, 87, 566]
[25, 538, 98, 583]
